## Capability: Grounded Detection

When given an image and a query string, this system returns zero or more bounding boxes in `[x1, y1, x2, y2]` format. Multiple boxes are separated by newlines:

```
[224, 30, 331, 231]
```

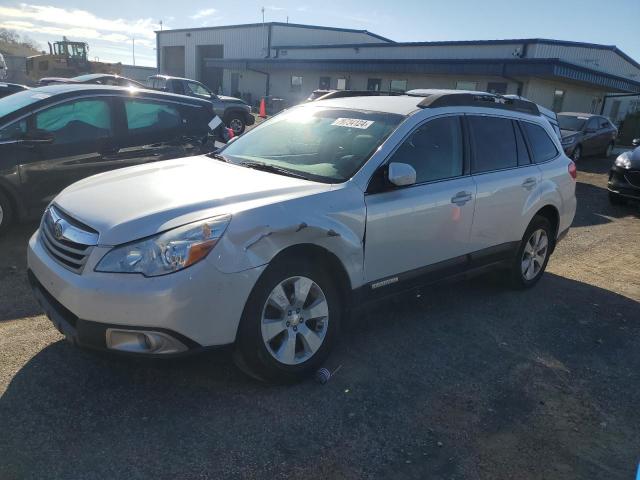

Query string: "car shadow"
[1, 272, 639, 479]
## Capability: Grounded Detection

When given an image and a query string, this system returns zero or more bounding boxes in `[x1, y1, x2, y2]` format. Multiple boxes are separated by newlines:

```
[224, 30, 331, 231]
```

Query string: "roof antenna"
[261, 6, 265, 24]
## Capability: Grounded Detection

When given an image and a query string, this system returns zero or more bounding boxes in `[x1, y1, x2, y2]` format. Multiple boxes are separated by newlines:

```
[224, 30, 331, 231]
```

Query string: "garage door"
[163, 46, 185, 77]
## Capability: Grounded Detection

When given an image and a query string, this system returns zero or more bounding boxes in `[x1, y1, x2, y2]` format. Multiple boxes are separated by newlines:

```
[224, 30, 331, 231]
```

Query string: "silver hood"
[53, 156, 330, 245]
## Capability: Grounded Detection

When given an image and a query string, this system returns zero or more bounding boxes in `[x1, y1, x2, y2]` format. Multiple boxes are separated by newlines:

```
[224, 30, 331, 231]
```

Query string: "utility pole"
[160, 20, 163, 31]
[132, 37, 135, 66]
[261, 6, 265, 23]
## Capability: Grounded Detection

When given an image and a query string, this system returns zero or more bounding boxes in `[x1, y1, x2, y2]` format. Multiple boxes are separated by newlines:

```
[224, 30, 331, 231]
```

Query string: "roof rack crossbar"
[410, 91, 540, 115]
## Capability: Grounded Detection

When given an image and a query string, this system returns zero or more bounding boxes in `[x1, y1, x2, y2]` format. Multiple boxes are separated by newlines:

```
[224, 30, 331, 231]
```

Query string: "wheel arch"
[532, 204, 560, 251]
[0, 179, 24, 224]
[268, 243, 353, 306]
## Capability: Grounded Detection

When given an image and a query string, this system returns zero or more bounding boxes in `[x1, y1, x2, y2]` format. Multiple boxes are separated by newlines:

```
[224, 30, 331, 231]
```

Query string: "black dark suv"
[0, 84, 226, 233]
[147, 75, 254, 134]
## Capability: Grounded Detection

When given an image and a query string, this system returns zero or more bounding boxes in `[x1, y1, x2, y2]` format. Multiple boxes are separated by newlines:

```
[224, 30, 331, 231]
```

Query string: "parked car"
[504, 94, 561, 140]
[146, 75, 254, 135]
[558, 113, 617, 161]
[27, 90, 576, 382]
[0, 82, 29, 99]
[608, 141, 640, 204]
[0, 84, 228, 233]
[38, 74, 145, 88]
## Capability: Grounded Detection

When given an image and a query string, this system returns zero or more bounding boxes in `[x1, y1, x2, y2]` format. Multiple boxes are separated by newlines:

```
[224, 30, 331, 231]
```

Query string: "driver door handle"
[451, 191, 473, 206]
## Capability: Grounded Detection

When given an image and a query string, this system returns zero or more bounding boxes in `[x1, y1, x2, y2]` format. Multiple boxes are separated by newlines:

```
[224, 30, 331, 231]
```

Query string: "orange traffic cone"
[259, 98, 267, 119]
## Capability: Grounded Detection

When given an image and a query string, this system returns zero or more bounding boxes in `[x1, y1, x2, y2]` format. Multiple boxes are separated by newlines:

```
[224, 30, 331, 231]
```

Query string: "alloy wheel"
[261, 276, 329, 365]
[521, 229, 549, 281]
[0, 204, 3, 226]
[229, 118, 244, 135]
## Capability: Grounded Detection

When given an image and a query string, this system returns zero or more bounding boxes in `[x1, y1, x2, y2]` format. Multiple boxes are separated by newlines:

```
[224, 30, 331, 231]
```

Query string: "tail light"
[568, 161, 577, 180]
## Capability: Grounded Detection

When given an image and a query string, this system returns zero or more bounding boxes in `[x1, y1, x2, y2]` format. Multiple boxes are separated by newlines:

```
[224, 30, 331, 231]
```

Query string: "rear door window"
[35, 99, 112, 144]
[468, 116, 517, 173]
[124, 99, 182, 134]
[521, 122, 559, 163]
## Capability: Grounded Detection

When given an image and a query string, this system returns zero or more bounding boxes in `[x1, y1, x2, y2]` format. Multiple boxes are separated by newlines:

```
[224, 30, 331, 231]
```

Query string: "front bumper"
[245, 111, 256, 125]
[27, 231, 265, 354]
[608, 165, 640, 200]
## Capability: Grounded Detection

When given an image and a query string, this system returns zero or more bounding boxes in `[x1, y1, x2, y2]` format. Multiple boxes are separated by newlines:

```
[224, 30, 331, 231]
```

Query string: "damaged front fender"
[210, 184, 367, 289]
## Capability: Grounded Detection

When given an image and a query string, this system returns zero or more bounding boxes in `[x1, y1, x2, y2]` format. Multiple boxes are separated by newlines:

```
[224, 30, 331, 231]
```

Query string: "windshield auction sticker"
[331, 118, 374, 129]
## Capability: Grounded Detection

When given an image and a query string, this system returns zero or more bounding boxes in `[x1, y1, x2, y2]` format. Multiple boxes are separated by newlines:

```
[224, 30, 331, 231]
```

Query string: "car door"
[467, 115, 542, 253]
[18, 97, 116, 213]
[582, 117, 600, 155]
[101, 96, 189, 166]
[364, 115, 477, 283]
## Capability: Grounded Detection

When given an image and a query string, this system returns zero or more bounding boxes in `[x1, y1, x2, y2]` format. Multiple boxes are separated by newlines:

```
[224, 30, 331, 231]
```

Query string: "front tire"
[605, 141, 614, 157]
[0, 189, 14, 235]
[571, 145, 582, 162]
[225, 113, 246, 135]
[235, 257, 341, 383]
[510, 216, 553, 289]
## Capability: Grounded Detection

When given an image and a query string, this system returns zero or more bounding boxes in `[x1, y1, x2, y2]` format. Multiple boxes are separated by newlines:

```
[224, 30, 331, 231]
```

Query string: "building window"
[456, 81, 478, 91]
[390, 79, 408, 93]
[319, 77, 331, 90]
[367, 78, 382, 91]
[487, 82, 508, 94]
[291, 76, 303, 92]
[336, 78, 347, 90]
[552, 89, 565, 112]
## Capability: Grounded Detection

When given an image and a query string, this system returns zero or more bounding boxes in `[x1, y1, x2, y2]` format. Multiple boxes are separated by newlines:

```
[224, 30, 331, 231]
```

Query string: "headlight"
[615, 153, 632, 169]
[96, 215, 231, 276]
[561, 135, 577, 146]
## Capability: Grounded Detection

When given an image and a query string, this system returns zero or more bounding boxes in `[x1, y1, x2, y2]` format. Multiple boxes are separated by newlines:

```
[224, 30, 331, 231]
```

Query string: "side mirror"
[632, 138, 639, 147]
[387, 162, 416, 187]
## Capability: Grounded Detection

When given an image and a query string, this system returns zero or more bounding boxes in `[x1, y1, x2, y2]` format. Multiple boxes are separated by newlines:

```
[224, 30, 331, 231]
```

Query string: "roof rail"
[406, 89, 540, 115]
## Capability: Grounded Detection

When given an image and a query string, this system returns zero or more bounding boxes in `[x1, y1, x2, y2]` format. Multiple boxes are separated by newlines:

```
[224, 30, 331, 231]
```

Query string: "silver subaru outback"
[27, 90, 577, 382]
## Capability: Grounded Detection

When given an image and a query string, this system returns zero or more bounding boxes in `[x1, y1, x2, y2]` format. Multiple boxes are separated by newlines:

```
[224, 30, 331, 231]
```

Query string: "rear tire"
[608, 191, 626, 206]
[235, 257, 341, 383]
[509, 216, 553, 289]
[0, 189, 14, 235]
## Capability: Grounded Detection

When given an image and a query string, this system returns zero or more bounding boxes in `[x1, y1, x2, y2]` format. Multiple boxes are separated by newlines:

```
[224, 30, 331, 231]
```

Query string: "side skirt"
[352, 242, 519, 306]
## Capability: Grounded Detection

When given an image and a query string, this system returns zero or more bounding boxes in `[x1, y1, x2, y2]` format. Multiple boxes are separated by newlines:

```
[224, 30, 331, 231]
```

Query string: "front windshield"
[0, 89, 50, 118]
[221, 106, 403, 183]
[558, 115, 588, 132]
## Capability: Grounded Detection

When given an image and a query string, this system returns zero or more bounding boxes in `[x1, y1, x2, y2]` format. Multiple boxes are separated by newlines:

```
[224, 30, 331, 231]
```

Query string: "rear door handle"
[522, 178, 537, 189]
[451, 191, 473, 206]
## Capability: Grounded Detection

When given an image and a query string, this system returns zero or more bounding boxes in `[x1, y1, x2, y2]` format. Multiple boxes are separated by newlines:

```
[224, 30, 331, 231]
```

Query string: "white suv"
[28, 90, 577, 382]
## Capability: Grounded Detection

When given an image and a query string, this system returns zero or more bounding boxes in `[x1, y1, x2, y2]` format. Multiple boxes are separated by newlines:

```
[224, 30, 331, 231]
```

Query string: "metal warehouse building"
[156, 22, 640, 119]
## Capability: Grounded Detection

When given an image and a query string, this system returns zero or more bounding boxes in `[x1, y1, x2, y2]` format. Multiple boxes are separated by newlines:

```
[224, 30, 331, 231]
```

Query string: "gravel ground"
[0, 153, 639, 479]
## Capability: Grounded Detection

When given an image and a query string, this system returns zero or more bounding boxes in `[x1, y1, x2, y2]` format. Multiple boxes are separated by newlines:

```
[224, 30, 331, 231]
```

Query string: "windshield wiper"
[209, 152, 229, 162]
[238, 161, 309, 180]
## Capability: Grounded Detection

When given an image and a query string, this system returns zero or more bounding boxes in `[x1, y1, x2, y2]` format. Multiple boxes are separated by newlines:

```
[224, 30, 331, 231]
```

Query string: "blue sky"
[1, 0, 638, 67]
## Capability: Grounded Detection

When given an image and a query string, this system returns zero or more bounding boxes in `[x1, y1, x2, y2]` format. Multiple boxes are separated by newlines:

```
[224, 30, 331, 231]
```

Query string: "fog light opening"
[106, 329, 188, 354]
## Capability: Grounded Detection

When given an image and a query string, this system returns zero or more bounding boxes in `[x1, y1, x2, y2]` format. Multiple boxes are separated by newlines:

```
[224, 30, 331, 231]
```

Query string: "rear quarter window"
[521, 122, 559, 163]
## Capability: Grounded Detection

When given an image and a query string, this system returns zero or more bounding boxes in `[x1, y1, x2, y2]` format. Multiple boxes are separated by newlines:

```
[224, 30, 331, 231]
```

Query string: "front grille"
[624, 171, 640, 188]
[40, 206, 99, 274]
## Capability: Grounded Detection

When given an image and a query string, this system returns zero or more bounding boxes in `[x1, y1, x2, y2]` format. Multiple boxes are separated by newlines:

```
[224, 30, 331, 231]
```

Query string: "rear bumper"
[608, 166, 640, 200]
